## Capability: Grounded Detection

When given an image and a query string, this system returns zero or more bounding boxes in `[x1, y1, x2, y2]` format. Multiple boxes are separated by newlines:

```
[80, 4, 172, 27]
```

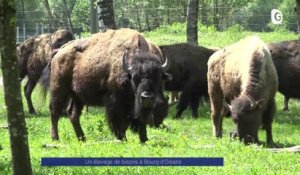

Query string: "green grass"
[1, 25, 300, 174]
[144, 23, 298, 47]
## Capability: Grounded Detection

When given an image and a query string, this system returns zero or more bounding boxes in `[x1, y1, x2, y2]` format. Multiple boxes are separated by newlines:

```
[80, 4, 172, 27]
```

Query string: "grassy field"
[1, 24, 300, 174]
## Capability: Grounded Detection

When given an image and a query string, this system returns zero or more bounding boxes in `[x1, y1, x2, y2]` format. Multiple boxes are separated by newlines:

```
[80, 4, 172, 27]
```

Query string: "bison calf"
[207, 36, 278, 145]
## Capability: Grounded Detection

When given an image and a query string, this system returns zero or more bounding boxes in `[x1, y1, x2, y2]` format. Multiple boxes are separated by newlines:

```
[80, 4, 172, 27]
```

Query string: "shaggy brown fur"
[47, 28, 169, 143]
[207, 36, 278, 145]
[268, 40, 300, 111]
[160, 43, 217, 118]
[18, 29, 74, 114]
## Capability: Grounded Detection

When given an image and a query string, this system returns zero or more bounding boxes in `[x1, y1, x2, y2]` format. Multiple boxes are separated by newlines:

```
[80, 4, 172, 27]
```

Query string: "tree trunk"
[20, 0, 26, 18]
[119, 0, 126, 28]
[43, 0, 59, 31]
[98, 0, 116, 30]
[135, 4, 142, 31]
[296, 0, 300, 39]
[145, 11, 151, 31]
[186, 0, 199, 45]
[90, 0, 98, 33]
[213, 0, 219, 30]
[200, 0, 207, 25]
[62, 0, 73, 32]
[0, 1, 33, 175]
[167, 8, 171, 24]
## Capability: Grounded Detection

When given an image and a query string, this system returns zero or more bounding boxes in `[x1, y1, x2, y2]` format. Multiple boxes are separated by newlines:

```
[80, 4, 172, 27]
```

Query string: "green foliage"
[15, 0, 299, 36]
[275, 0, 296, 32]
[71, 0, 90, 33]
[1, 25, 300, 174]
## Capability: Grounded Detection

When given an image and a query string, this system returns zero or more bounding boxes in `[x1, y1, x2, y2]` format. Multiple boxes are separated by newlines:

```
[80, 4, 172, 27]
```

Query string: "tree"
[90, 0, 98, 33]
[98, 0, 116, 30]
[186, 0, 199, 45]
[296, 0, 300, 37]
[62, 0, 73, 32]
[0, 0, 33, 175]
[43, 0, 60, 30]
[72, 0, 90, 33]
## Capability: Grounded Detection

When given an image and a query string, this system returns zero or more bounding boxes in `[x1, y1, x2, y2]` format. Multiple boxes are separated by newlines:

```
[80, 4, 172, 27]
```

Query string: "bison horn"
[121, 50, 132, 72]
[248, 95, 264, 110]
[161, 55, 170, 72]
[223, 99, 232, 111]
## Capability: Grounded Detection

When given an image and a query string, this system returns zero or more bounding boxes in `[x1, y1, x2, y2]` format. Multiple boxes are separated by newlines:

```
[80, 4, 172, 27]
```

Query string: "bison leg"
[138, 122, 148, 143]
[129, 118, 148, 143]
[208, 83, 223, 137]
[50, 103, 60, 140]
[210, 97, 223, 137]
[24, 78, 38, 114]
[283, 96, 290, 112]
[174, 90, 190, 118]
[69, 97, 85, 141]
[105, 97, 130, 141]
[50, 87, 70, 140]
[190, 93, 201, 118]
[262, 100, 275, 146]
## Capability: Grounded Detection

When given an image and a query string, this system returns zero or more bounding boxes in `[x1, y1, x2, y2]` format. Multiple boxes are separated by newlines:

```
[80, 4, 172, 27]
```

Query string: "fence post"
[41, 24, 44, 34]
[23, 23, 26, 41]
[36, 23, 39, 35]
[16, 26, 19, 43]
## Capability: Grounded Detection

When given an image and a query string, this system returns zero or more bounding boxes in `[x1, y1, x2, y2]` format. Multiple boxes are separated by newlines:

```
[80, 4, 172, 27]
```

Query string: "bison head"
[225, 94, 264, 144]
[122, 51, 171, 125]
[49, 29, 74, 57]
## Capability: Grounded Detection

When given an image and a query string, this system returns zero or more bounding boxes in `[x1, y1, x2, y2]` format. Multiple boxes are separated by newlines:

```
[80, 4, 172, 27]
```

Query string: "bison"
[159, 43, 217, 118]
[44, 28, 170, 143]
[268, 40, 300, 111]
[18, 29, 74, 114]
[207, 36, 278, 145]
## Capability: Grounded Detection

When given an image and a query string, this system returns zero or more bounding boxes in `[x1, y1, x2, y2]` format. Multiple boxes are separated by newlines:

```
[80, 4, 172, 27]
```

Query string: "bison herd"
[16, 28, 300, 146]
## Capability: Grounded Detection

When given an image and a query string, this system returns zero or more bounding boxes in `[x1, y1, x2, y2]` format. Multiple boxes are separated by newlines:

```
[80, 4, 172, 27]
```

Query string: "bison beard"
[47, 29, 170, 143]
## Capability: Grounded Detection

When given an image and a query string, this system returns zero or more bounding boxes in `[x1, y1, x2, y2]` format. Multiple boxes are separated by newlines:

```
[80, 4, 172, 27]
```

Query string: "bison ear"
[162, 73, 172, 81]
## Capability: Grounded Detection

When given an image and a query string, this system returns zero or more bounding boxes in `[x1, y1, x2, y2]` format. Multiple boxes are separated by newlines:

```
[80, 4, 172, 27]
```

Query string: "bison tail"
[39, 63, 51, 100]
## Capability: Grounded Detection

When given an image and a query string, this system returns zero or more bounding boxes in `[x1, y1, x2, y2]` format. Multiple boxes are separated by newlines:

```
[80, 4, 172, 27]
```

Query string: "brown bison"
[159, 43, 217, 118]
[207, 36, 278, 145]
[18, 29, 74, 114]
[44, 28, 170, 143]
[268, 40, 300, 111]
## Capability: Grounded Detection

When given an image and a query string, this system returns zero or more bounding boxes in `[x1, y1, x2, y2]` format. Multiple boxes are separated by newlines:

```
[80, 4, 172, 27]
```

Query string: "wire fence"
[15, 5, 298, 43]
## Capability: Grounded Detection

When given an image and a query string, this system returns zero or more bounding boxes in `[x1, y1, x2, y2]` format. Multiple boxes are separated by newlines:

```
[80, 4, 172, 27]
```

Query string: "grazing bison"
[268, 40, 300, 111]
[207, 36, 278, 145]
[159, 43, 217, 118]
[18, 29, 74, 114]
[45, 28, 170, 143]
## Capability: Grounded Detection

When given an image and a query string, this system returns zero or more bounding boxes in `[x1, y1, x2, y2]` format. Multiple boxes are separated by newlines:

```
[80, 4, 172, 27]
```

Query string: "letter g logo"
[271, 9, 283, 24]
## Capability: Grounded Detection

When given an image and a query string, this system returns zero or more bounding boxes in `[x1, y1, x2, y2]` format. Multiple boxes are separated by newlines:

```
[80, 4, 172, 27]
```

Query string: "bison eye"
[162, 72, 172, 81]
[132, 76, 140, 86]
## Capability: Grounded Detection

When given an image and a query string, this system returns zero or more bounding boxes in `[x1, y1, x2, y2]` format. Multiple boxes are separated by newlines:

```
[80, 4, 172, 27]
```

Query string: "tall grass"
[0, 25, 300, 174]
